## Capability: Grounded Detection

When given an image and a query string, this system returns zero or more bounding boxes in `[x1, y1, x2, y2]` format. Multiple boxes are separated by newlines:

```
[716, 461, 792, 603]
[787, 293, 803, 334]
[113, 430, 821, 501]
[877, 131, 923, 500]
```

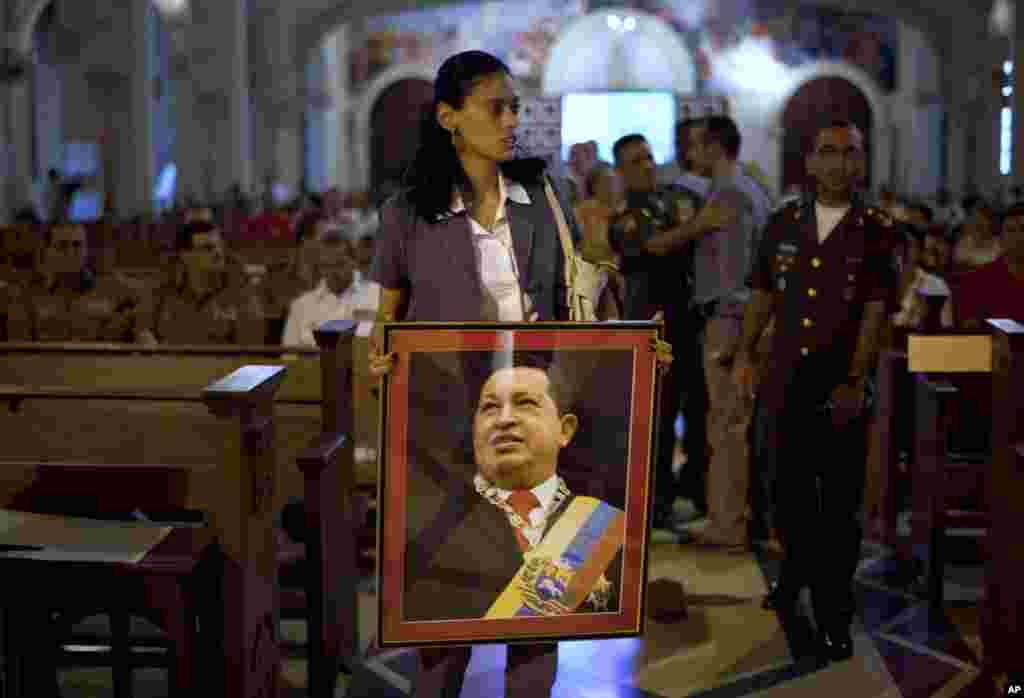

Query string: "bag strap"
[543, 177, 577, 268]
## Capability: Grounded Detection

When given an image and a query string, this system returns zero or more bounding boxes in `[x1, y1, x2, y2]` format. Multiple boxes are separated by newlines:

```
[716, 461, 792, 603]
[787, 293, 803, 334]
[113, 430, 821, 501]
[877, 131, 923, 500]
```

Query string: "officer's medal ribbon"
[485, 497, 625, 618]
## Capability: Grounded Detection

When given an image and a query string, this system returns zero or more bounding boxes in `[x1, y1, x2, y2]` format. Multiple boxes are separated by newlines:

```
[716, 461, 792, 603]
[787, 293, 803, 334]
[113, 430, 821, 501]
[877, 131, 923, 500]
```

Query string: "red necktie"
[507, 490, 541, 552]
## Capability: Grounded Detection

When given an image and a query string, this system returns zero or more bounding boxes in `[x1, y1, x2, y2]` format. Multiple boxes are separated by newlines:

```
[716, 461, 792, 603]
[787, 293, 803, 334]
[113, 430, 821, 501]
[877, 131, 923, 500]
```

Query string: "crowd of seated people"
[0, 188, 382, 346]
[881, 193, 1023, 334]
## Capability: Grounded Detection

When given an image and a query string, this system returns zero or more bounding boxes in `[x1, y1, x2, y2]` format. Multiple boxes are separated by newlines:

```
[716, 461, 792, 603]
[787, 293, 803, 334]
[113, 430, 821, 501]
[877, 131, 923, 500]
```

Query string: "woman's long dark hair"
[403, 50, 546, 224]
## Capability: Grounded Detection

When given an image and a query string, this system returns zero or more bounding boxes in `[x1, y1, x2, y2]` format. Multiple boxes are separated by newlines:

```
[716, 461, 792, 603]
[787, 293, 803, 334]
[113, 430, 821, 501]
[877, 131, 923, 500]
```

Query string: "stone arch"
[353, 62, 439, 192]
[765, 60, 890, 194]
[541, 7, 695, 95]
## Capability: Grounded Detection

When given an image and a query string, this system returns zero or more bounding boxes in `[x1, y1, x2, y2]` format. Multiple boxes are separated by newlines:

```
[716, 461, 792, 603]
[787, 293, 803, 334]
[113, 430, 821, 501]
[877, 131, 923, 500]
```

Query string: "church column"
[198, 0, 251, 198]
[5, 71, 34, 217]
[115, 0, 154, 218]
[271, 98, 303, 203]
[2, 2, 34, 220]
[258, 4, 303, 202]
[333, 23, 351, 192]
[170, 58, 202, 204]
[1013, 0, 1024, 188]
[944, 36, 972, 197]
[162, 17, 201, 206]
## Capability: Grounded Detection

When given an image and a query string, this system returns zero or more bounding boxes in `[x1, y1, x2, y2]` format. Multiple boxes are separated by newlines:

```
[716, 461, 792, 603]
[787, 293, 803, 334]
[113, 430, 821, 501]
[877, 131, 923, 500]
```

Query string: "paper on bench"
[0, 509, 172, 564]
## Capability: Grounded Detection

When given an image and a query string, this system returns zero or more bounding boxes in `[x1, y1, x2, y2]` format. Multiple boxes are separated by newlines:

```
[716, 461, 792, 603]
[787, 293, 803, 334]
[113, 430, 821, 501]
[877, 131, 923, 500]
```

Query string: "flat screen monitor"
[561, 91, 677, 166]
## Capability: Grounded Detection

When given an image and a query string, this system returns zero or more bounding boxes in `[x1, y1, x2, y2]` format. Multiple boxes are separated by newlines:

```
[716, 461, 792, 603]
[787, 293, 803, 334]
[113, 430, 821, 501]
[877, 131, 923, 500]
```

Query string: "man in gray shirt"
[645, 115, 757, 550]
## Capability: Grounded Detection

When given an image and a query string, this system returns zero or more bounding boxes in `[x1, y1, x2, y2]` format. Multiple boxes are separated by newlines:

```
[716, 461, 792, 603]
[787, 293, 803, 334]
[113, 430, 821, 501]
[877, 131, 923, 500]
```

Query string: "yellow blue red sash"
[485, 497, 624, 619]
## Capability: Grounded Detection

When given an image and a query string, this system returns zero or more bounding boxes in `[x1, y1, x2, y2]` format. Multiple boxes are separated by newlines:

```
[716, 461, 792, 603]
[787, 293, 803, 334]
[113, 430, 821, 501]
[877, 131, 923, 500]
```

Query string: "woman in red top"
[953, 203, 1024, 327]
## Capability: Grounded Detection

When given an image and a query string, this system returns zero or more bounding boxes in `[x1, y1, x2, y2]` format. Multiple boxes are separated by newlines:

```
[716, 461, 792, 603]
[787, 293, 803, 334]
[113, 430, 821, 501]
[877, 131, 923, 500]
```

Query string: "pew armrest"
[296, 432, 349, 477]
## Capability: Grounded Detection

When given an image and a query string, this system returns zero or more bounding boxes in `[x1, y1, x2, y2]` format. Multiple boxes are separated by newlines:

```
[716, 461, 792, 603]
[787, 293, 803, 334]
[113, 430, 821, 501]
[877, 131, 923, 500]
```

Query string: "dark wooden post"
[201, 364, 287, 698]
[863, 348, 907, 546]
[982, 319, 1024, 676]
[299, 319, 359, 697]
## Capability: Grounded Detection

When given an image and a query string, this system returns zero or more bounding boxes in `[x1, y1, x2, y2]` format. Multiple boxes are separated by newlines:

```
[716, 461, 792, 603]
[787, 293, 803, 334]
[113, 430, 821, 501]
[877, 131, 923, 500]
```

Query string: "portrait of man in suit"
[401, 351, 626, 623]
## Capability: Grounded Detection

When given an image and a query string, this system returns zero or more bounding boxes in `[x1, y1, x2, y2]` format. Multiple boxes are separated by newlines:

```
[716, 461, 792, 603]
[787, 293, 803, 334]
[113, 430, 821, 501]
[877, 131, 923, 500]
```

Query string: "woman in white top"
[574, 162, 626, 317]
[365, 49, 579, 698]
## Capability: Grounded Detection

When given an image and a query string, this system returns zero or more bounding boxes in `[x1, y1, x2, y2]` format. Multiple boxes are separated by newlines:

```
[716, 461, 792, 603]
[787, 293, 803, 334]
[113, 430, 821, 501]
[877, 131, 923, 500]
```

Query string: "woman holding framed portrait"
[367, 49, 584, 698]
[367, 50, 670, 698]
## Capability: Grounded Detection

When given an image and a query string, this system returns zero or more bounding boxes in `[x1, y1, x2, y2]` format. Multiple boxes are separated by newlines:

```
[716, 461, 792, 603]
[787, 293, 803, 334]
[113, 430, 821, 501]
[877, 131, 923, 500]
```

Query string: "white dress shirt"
[450, 174, 534, 321]
[815, 202, 850, 244]
[476, 473, 560, 548]
[282, 272, 380, 347]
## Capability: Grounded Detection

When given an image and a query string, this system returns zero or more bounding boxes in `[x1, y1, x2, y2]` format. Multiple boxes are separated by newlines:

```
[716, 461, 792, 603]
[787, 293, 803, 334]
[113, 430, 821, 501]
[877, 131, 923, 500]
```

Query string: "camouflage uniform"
[148, 275, 266, 345]
[6, 270, 146, 342]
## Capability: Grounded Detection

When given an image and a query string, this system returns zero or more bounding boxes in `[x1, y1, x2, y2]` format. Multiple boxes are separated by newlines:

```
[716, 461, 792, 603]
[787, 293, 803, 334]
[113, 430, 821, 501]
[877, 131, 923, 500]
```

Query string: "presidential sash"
[485, 497, 625, 618]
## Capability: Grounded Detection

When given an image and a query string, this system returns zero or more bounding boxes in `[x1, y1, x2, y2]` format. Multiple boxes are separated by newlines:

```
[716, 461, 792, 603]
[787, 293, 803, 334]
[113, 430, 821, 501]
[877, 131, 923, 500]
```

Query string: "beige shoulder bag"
[543, 178, 607, 322]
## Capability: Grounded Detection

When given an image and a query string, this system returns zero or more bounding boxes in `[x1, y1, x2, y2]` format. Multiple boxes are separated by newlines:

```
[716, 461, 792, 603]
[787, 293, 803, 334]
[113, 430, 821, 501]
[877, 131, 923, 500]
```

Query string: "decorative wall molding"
[541, 7, 696, 96]
[765, 59, 892, 191]
[353, 61, 439, 191]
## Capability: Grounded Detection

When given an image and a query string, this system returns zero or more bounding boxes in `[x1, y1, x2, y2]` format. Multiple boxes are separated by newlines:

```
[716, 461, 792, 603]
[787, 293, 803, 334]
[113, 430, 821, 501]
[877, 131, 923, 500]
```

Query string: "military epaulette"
[863, 206, 895, 228]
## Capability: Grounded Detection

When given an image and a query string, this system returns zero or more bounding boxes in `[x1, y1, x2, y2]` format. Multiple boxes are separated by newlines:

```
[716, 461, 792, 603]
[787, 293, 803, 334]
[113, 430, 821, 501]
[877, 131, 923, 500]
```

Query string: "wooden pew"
[297, 320, 366, 698]
[863, 347, 909, 546]
[864, 290, 956, 549]
[905, 329, 993, 612]
[0, 336, 380, 697]
[0, 341, 380, 497]
[0, 342, 323, 516]
[981, 319, 1024, 677]
[0, 365, 287, 698]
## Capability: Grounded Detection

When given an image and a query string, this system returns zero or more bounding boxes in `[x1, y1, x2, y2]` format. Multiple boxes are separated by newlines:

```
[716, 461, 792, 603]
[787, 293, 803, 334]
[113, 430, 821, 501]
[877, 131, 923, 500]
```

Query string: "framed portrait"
[376, 321, 662, 647]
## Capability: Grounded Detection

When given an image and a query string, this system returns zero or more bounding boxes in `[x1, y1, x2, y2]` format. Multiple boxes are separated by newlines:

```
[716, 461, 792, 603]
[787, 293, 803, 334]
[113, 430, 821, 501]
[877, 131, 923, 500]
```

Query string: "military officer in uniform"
[606, 133, 707, 530]
[732, 120, 899, 662]
[146, 221, 265, 345]
[7, 222, 153, 343]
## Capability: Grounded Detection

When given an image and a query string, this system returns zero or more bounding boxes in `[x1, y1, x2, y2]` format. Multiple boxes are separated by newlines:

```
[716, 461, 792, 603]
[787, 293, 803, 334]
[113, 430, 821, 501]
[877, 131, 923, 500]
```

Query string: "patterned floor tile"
[883, 604, 980, 668]
[37, 533, 993, 698]
[854, 581, 916, 634]
[873, 635, 965, 698]
[726, 633, 897, 698]
[944, 604, 984, 666]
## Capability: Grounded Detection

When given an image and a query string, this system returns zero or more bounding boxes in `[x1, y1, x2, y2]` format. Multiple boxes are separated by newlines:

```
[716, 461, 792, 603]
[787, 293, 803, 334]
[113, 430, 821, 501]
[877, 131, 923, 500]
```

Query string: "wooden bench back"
[0, 340, 380, 505]
[990, 319, 1024, 478]
[0, 364, 285, 566]
[0, 344, 320, 516]
[907, 333, 992, 373]
[0, 365, 288, 698]
[0, 342, 321, 403]
[908, 331, 994, 459]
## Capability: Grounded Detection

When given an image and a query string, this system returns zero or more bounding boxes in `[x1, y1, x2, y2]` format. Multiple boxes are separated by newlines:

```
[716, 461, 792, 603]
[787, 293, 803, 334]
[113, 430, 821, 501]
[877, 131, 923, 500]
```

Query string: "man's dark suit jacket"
[403, 487, 624, 622]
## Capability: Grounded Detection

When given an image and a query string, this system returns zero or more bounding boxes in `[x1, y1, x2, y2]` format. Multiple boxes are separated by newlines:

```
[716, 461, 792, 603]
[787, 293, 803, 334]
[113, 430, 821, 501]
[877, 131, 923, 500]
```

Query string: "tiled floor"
[27, 523, 1003, 697]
